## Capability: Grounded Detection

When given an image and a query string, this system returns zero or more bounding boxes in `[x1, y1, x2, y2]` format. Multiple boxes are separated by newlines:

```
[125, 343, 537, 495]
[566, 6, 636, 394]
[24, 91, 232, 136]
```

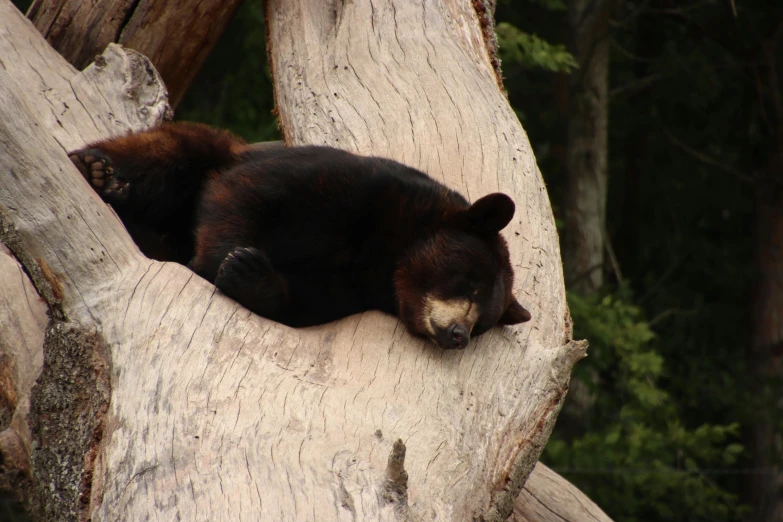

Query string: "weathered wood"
[26, 0, 242, 108]
[266, 0, 584, 519]
[0, 0, 601, 520]
[513, 462, 613, 522]
[1, 3, 171, 518]
[0, 6, 169, 153]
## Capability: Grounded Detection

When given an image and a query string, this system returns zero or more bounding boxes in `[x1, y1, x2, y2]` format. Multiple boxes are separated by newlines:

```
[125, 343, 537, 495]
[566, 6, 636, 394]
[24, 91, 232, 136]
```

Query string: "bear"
[70, 122, 531, 349]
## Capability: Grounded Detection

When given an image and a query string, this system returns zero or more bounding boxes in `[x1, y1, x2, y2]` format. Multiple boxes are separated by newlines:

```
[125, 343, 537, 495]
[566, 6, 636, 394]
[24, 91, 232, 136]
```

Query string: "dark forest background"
[7, 0, 782, 521]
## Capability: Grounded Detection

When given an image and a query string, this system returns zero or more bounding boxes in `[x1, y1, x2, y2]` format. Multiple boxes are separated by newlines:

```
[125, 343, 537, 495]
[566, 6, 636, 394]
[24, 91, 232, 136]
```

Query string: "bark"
[750, 188, 783, 522]
[1, 0, 601, 519]
[26, 0, 242, 108]
[0, 243, 48, 510]
[748, 29, 783, 522]
[563, 0, 620, 294]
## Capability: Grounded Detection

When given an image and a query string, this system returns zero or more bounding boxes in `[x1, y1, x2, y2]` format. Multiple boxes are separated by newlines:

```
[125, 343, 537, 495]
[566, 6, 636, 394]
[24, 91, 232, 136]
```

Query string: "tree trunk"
[1, 0, 601, 519]
[750, 187, 783, 522]
[748, 31, 783, 522]
[563, 0, 619, 294]
[25, 0, 242, 108]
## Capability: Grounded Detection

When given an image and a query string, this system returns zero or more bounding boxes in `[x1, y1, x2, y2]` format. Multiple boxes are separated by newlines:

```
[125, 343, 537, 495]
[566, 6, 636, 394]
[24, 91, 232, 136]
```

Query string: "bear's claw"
[217, 247, 274, 281]
[216, 247, 288, 316]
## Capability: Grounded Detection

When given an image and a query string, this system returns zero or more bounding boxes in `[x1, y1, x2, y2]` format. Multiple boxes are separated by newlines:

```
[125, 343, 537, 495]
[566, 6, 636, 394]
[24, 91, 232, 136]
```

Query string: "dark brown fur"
[70, 123, 531, 349]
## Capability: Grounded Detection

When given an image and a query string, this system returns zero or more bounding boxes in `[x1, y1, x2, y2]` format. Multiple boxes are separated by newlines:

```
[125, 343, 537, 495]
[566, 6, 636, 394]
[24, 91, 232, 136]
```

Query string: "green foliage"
[493, 0, 775, 516]
[177, 0, 280, 143]
[543, 289, 747, 521]
[496, 22, 577, 73]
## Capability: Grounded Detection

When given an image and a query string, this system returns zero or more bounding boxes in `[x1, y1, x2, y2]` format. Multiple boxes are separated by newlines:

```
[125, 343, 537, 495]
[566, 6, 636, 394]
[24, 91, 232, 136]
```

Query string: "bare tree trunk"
[25, 0, 242, 108]
[750, 165, 783, 522]
[750, 189, 783, 522]
[563, 0, 620, 294]
[1, 0, 605, 519]
[748, 33, 783, 522]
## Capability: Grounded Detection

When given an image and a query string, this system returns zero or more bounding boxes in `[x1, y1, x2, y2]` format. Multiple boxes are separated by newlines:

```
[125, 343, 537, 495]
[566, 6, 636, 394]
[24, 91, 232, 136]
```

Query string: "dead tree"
[0, 0, 610, 520]
[25, 0, 243, 108]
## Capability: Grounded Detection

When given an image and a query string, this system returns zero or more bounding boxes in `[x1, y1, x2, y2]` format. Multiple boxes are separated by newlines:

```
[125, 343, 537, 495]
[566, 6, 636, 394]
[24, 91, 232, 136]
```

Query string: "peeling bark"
[28, 324, 111, 521]
[0, 243, 47, 513]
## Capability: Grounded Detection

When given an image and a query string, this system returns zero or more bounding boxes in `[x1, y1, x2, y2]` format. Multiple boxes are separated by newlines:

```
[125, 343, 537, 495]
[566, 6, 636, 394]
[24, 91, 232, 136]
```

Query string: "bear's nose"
[448, 324, 470, 349]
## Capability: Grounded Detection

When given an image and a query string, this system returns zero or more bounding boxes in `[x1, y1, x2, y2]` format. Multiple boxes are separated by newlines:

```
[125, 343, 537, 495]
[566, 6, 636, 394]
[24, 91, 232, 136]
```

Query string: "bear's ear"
[466, 193, 516, 234]
[498, 298, 531, 325]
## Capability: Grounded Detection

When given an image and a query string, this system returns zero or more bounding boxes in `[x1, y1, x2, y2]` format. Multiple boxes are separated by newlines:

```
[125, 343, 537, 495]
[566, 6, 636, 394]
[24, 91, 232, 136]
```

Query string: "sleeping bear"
[70, 122, 531, 349]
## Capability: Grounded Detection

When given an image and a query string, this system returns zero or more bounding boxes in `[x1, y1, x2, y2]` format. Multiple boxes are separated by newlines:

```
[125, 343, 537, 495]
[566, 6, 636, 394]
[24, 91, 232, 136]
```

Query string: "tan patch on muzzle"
[422, 295, 480, 334]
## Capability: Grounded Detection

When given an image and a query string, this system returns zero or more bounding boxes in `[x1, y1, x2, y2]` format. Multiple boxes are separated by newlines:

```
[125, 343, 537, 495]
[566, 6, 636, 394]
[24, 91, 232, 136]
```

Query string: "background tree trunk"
[750, 187, 783, 522]
[25, 0, 242, 108]
[748, 29, 783, 522]
[0, 0, 604, 519]
[563, 0, 620, 294]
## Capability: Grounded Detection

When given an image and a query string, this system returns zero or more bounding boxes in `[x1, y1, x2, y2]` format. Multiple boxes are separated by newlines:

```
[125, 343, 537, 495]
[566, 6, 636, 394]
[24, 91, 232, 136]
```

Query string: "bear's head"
[395, 193, 531, 349]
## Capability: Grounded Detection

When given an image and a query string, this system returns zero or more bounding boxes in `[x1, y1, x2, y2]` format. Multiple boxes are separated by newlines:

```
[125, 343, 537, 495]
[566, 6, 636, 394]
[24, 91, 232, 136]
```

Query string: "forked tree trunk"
[0, 0, 606, 520]
[25, 0, 243, 108]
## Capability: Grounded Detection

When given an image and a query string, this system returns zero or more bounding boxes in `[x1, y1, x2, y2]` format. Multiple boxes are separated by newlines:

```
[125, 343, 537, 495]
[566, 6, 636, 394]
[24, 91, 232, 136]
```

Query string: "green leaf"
[496, 23, 577, 73]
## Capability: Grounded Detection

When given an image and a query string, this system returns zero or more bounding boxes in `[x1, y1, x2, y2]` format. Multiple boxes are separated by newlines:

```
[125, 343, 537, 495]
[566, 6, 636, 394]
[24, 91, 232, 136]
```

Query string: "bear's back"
[194, 145, 468, 280]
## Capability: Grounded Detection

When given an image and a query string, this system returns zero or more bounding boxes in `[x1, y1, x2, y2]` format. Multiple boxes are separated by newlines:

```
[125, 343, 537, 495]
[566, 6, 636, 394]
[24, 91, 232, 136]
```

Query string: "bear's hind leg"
[69, 122, 246, 220]
[215, 247, 290, 319]
[70, 148, 129, 202]
[69, 122, 247, 263]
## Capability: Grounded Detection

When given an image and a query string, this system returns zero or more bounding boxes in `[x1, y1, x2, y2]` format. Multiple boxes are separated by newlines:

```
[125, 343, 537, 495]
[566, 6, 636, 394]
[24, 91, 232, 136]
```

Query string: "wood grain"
[266, 0, 585, 519]
[514, 462, 613, 522]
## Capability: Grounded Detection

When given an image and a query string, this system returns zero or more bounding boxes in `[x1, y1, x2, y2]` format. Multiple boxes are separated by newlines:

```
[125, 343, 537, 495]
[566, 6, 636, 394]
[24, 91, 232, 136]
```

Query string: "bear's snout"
[432, 322, 471, 350]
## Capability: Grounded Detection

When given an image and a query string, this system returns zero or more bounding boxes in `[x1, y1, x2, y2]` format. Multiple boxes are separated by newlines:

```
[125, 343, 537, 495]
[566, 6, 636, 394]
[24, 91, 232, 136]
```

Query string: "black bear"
[70, 122, 531, 349]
